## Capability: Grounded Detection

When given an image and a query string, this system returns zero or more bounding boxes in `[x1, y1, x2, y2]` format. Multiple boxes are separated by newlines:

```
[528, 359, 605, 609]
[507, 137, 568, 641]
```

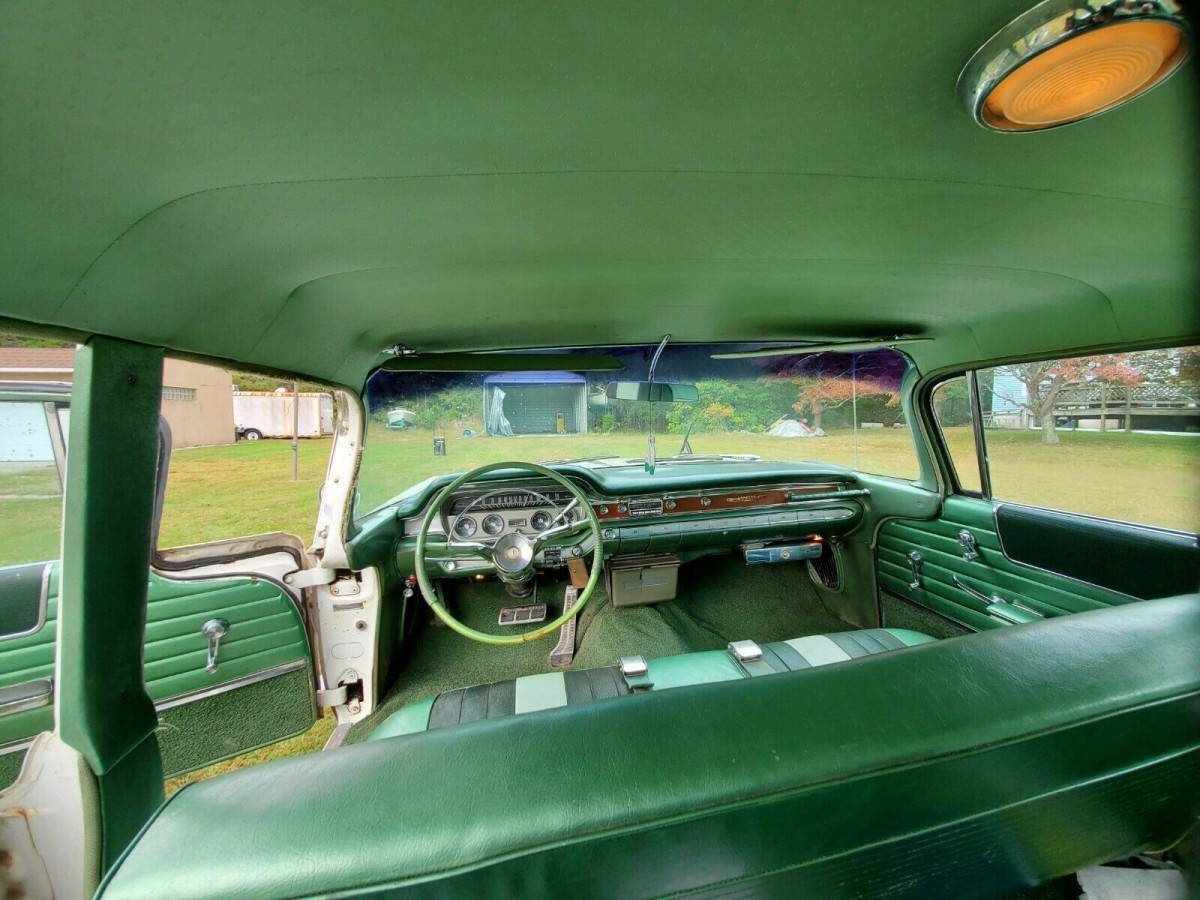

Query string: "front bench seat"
[98, 596, 1200, 900]
[370, 627, 935, 740]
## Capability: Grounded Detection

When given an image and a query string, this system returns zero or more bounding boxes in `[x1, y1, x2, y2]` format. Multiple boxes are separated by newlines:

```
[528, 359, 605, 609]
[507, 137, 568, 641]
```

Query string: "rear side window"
[933, 347, 1200, 533]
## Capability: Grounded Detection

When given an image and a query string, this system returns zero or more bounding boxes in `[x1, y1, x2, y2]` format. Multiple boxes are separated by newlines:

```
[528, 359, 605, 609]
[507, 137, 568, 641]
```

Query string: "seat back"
[100, 596, 1200, 900]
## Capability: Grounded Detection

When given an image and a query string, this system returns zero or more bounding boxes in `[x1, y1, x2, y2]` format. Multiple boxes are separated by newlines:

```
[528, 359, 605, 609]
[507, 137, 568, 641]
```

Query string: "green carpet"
[346, 553, 854, 743]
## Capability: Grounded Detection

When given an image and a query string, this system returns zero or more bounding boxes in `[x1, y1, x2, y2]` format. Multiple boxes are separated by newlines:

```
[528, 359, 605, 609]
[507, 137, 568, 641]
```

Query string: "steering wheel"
[414, 461, 604, 645]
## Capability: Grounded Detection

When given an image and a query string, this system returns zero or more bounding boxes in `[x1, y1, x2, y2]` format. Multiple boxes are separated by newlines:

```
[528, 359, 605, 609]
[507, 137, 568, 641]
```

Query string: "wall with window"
[161, 359, 234, 448]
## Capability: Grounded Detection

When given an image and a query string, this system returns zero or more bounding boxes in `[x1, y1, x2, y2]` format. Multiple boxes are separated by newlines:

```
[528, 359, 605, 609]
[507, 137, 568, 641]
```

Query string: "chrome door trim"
[154, 658, 308, 712]
[0, 678, 53, 717]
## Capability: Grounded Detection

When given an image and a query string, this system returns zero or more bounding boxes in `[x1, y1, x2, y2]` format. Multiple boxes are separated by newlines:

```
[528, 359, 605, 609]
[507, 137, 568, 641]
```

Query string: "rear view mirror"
[605, 382, 699, 403]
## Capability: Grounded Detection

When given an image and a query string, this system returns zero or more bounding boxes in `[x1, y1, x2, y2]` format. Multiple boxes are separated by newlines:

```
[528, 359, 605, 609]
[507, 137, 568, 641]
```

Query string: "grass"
[357, 424, 924, 513]
[942, 427, 1200, 533]
[358, 424, 1199, 531]
[3, 425, 1197, 794]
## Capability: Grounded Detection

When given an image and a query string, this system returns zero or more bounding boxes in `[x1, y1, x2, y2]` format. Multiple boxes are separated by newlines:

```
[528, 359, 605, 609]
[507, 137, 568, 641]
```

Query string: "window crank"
[905, 550, 923, 590]
[957, 530, 980, 563]
[202, 618, 230, 674]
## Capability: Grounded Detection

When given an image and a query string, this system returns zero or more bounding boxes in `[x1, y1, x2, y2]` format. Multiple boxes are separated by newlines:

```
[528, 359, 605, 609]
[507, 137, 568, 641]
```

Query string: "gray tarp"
[765, 418, 825, 437]
[486, 387, 515, 436]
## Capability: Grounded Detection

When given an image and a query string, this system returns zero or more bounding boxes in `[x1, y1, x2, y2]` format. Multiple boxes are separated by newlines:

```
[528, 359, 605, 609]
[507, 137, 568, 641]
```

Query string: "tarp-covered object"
[482, 371, 587, 435]
[766, 418, 825, 437]
[485, 387, 515, 436]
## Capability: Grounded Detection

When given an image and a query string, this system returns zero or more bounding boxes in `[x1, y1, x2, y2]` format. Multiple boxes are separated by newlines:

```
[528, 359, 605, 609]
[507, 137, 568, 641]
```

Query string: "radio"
[626, 497, 664, 518]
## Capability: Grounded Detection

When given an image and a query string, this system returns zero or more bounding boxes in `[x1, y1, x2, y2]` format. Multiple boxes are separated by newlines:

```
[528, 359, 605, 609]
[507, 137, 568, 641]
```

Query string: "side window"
[0, 341, 74, 789]
[930, 376, 981, 494]
[157, 360, 332, 548]
[938, 348, 1199, 533]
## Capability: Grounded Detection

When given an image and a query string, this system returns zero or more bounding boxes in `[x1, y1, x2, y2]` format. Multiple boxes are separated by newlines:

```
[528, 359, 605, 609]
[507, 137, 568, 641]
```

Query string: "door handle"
[905, 550, 923, 590]
[202, 618, 230, 674]
[952, 575, 1043, 623]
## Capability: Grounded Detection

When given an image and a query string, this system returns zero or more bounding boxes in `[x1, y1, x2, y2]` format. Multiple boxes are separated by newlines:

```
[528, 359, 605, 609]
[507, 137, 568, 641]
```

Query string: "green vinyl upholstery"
[99, 596, 1200, 900]
[370, 628, 934, 740]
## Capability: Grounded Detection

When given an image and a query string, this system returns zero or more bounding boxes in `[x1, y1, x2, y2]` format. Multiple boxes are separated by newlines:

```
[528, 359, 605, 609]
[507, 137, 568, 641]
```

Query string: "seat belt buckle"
[618, 655, 653, 691]
[727, 640, 776, 677]
[727, 640, 763, 662]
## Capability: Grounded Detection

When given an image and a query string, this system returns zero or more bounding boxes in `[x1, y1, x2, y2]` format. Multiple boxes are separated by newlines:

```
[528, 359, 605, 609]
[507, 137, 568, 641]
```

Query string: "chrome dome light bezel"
[958, 0, 1191, 132]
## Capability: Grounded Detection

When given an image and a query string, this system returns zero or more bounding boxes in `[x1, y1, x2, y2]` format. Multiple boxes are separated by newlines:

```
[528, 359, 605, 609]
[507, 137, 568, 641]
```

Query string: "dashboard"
[403, 467, 869, 577]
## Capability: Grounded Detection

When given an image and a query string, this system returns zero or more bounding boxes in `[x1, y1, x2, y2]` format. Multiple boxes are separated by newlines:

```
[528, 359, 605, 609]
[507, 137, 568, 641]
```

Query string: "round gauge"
[531, 511, 553, 532]
[454, 516, 477, 538]
[482, 514, 505, 536]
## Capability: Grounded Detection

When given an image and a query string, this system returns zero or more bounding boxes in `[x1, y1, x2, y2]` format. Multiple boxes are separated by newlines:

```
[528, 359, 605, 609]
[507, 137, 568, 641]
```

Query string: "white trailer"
[233, 391, 334, 440]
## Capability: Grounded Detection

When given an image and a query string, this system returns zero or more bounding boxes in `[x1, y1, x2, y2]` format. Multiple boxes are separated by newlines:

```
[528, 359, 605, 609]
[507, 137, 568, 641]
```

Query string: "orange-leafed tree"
[787, 376, 899, 431]
[993, 355, 1141, 445]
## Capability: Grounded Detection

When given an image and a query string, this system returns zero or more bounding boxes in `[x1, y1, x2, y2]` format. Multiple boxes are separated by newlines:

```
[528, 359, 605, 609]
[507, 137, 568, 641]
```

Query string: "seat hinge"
[283, 567, 338, 589]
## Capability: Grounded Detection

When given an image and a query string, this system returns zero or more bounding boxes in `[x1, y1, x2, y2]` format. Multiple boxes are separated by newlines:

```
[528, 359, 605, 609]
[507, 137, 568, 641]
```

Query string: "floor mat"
[345, 553, 855, 743]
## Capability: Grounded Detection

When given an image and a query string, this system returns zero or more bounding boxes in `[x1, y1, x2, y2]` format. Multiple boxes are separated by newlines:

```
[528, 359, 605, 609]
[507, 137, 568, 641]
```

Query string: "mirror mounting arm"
[645, 335, 670, 473]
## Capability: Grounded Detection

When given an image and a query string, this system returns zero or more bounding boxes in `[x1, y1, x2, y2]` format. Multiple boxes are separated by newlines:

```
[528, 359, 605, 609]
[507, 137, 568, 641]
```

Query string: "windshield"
[357, 344, 916, 516]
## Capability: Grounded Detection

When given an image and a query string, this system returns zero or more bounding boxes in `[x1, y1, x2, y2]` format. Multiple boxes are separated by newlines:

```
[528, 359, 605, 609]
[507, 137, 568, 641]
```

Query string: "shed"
[482, 372, 588, 436]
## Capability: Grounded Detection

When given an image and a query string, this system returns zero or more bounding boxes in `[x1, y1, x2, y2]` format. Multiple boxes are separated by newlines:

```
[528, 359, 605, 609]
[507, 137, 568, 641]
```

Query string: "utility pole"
[291, 380, 299, 481]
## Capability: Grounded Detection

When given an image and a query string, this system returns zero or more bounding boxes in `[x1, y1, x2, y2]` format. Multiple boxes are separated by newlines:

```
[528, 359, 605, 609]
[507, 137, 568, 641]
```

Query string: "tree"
[787, 376, 899, 430]
[992, 355, 1141, 445]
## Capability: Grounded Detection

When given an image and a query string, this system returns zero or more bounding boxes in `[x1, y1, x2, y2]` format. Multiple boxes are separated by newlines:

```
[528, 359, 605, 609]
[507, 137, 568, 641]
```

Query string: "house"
[0, 348, 234, 447]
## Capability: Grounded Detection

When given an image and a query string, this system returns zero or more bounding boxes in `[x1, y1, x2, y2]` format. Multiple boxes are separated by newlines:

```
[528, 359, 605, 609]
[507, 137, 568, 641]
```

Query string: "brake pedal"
[498, 603, 547, 626]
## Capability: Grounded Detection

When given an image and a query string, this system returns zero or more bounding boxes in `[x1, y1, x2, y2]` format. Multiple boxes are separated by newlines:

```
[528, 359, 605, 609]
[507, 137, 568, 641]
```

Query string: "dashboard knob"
[700, 496, 712, 508]
[598, 505, 609, 515]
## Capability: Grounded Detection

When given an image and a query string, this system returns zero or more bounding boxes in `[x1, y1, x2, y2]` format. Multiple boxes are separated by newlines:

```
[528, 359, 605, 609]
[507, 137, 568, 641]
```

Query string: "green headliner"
[1, 2, 1196, 388]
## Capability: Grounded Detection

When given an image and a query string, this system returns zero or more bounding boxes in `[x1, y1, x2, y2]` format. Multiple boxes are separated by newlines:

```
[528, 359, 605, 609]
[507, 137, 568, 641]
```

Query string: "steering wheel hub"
[492, 532, 535, 582]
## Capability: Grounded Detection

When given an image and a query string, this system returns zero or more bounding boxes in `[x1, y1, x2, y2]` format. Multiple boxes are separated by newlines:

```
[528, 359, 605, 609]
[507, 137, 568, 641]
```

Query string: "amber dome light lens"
[982, 20, 1186, 130]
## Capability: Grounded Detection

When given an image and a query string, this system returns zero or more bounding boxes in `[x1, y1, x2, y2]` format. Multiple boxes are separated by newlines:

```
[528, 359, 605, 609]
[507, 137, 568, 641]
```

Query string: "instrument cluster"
[448, 488, 579, 542]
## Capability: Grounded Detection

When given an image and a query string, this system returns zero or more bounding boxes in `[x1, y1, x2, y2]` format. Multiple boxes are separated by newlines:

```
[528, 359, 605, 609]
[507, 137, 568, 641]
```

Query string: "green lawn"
[4, 425, 1197, 794]
[358, 424, 1199, 532]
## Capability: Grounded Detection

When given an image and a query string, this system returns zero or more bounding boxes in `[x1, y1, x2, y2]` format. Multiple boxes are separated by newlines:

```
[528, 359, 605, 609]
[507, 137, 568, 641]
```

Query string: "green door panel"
[879, 496, 1134, 631]
[142, 576, 310, 699]
[994, 504, 1199, 600]
[0, 564, 59, 747]
[0, 563, 314, 783]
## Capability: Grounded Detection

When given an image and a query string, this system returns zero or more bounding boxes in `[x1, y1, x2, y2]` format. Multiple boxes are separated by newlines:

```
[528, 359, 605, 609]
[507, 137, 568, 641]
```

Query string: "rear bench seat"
[370, 628, 935, 740]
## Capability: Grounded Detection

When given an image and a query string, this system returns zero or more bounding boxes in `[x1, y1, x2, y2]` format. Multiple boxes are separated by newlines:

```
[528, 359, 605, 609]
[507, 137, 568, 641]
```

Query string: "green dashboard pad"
[100, 596, 1200, 899]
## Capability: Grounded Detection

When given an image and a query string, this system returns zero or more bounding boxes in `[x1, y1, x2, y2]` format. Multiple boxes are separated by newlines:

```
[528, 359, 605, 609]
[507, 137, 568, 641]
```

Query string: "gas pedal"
[549, 586, 579, 668]
[498, 603, 547, 626]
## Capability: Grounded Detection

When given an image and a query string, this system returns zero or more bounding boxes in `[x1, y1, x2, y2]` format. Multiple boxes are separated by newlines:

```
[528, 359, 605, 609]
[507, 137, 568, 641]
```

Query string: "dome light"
[959, 0, 1190, 132]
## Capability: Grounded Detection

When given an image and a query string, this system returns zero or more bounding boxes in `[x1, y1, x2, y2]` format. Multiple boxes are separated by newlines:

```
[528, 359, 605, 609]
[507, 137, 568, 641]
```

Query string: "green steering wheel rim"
[414, 461, 604, 645]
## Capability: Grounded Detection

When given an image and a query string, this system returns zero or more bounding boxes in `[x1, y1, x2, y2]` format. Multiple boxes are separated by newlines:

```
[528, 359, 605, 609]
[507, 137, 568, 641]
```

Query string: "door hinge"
[283, 567, 337, 589]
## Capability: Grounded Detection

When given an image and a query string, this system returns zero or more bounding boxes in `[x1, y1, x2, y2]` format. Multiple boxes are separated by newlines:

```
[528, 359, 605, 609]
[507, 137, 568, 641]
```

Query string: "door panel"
[878, 496, 1140, 632]
[0, 563, 315, 783]
[994, 504, 1198, 600]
